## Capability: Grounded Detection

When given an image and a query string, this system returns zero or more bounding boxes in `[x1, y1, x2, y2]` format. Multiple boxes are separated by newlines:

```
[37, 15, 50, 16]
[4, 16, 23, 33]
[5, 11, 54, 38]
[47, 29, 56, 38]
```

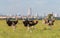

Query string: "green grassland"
[0, 20, 60, 38]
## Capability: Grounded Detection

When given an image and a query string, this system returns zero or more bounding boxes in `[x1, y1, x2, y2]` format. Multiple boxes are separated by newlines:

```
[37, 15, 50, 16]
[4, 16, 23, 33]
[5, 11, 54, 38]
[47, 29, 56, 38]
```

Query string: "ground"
[0, 20, 60, 38]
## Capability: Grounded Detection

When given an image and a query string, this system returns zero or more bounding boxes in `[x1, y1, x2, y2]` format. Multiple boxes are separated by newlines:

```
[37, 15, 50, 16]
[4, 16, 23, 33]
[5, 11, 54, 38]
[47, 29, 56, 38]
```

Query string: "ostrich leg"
[27, 24, 32, 32]
[27, 24, 29, 31]
[12, 22, 16, 31]
[31, 26, 36, 30]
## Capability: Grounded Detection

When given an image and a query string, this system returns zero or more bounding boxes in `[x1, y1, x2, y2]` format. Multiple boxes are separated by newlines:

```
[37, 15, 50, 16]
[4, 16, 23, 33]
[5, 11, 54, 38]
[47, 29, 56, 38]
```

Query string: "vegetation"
[0, 20, 60, 38]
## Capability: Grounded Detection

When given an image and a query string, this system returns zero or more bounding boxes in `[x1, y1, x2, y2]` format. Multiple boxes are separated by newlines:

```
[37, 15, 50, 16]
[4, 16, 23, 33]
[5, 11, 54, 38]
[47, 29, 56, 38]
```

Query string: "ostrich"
[43, 14, 55, 26]
[23, 18, 38, 32]
[43, 14, 55, 30]
[6, 16, 18, 31]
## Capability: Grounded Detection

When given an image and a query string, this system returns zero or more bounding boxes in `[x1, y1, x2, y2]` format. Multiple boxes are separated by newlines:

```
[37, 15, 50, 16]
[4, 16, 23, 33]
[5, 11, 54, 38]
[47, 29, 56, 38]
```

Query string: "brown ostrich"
[43, 14, 55, 26]
[43, 14, 55, 30]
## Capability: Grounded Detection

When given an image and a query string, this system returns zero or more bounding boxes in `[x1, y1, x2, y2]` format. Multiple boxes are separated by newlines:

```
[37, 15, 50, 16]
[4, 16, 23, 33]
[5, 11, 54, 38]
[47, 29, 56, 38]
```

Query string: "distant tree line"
[0, 17, 60, 20]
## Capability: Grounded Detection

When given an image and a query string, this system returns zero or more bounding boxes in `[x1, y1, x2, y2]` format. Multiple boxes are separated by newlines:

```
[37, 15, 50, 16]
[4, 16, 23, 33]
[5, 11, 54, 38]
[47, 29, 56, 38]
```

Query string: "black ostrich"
[23, 18, 38, 32]
[6, 17, 18, 30]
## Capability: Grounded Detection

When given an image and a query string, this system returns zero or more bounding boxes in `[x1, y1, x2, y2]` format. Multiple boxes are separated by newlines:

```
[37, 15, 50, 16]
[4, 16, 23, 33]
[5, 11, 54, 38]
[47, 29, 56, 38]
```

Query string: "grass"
[0, 20, 60, 38]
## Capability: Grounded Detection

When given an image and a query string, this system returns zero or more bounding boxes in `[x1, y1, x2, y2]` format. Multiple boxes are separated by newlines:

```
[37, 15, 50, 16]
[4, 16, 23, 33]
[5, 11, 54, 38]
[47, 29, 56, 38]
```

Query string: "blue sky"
[0, 0, 60, 16]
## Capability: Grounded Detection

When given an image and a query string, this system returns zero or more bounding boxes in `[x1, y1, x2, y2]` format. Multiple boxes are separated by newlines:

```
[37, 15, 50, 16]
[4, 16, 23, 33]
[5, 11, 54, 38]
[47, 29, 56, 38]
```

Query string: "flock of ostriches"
[6, 14, 55, 32]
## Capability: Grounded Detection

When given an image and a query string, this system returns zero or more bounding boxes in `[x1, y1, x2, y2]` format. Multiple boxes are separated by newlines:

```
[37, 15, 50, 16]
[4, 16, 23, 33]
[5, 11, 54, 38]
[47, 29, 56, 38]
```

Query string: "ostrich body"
[6, 18, 18, 30]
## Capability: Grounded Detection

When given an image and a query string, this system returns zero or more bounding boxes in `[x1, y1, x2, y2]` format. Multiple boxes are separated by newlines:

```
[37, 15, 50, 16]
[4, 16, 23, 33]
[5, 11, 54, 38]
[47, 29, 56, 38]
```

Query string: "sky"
[0, 0, 60, 16]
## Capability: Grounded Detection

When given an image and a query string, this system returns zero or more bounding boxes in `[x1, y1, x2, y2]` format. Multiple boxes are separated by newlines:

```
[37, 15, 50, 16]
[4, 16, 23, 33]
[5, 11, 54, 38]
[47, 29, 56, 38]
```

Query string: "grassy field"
[0, 20, 60, 38]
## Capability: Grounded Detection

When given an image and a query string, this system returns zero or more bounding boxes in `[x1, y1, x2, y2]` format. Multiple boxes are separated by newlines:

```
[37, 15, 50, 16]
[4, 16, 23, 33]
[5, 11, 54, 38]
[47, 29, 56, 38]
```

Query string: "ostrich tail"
[36, 21, 38, 24]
